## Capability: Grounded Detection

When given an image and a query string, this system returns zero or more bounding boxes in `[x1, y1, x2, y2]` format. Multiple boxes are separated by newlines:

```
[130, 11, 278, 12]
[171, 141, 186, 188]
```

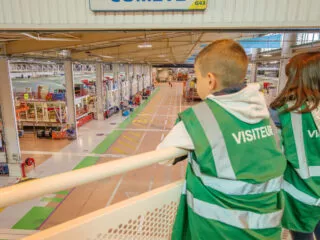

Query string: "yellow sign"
[189, 0, 207, 10]
[24, 93, 29, 100]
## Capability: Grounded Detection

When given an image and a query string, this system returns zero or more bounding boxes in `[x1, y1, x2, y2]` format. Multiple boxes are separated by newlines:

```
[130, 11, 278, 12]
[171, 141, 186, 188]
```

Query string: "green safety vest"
[278, 106, 320, 233]
[172, 100, 286, 240]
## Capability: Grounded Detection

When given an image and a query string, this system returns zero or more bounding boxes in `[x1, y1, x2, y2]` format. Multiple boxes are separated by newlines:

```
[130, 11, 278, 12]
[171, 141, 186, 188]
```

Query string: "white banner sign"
[89, 0, 207, 12]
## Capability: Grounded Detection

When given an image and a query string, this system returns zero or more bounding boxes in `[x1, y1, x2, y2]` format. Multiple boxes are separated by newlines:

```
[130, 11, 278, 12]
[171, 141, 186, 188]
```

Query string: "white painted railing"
[24, 181, 184, 240]
[0, 147, 187, 208]
[0, 146, 292, 240]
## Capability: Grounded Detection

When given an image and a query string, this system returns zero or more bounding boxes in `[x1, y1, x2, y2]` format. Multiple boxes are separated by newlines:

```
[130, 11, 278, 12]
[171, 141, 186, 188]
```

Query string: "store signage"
[238, 34, 282, 49]
[89, 0, 207, 12]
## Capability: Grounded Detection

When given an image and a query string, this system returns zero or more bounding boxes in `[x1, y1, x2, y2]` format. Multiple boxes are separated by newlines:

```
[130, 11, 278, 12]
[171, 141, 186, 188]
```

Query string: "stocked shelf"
[16, 100, 66, 125]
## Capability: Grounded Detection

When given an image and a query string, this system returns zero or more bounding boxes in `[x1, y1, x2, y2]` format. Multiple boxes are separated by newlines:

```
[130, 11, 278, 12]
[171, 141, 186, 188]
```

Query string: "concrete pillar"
[64, 60, 77, 138]
[0, 58, 21, 176]
[112, 64, 120, 105]
[135, 65, 140, 92]
[95, 63, 104, 121]
[125, 64, 130, 99]
[149, 65, 153, 86]
[250, 49, 259, 83]
[132, 64, 137, 95]
[128, 64, 133, 97]
[142, 65, 145, 90]
[278, 33, 297, 93]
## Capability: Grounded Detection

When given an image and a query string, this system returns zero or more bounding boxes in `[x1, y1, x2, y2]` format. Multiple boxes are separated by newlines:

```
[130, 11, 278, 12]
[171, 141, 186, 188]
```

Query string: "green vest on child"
[172, 100, 286, 240]
[278, 106, 320, 233]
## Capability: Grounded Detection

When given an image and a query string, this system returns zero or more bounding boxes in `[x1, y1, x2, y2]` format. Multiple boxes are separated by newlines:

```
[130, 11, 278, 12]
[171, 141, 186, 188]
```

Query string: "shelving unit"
[16, 100, 66, 128]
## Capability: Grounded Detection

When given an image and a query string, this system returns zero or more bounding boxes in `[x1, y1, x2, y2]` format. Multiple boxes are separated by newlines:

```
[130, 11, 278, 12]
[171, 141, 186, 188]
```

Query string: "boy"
[157, 39, 286, 240]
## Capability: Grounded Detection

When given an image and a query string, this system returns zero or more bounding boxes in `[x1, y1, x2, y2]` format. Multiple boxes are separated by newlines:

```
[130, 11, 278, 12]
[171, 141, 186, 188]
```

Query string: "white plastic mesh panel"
[101, 201, 178, 240]
[25, 181, 292, 240]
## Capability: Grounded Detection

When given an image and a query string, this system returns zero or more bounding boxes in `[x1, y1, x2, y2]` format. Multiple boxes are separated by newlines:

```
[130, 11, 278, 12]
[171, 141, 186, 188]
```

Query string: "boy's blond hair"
[195, 39, 248, 88]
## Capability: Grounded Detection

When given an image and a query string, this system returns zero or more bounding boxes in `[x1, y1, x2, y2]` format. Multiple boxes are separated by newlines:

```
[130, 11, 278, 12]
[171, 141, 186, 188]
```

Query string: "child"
[157, 39, 286, 239]
[270, 52, 320, 240]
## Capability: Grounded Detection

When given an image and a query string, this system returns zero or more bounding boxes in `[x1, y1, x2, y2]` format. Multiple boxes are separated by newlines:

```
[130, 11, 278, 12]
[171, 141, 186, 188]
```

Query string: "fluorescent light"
[100, 55, 113, 59]
[262, 54, 272, 57]
[158, 54, 166, 58]
[138, 43, 152, 48]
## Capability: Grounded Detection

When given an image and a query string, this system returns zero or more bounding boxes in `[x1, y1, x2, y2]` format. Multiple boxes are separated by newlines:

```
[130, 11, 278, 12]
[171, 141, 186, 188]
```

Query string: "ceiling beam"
[5, 32, 145, 55]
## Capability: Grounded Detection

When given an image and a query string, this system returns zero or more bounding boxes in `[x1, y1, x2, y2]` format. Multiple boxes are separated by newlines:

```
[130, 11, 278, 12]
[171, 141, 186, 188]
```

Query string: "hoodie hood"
[312, 107, 320, 131]
[206, 83, 269, 124]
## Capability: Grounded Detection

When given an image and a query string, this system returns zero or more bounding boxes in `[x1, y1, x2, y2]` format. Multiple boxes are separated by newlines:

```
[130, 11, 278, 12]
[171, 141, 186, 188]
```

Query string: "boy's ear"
[207, 72, 217, 91]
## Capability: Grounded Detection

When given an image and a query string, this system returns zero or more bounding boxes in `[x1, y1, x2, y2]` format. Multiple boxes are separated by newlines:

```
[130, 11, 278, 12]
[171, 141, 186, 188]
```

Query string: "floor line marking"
[161, 133, 165, 141]
[112, 147, 127, 155]
[115, 128, 169, 132]
[21, 151, 128, 158]
[138, 114, 176, 117]
[106, 175, 124, 207]
[123, 135, 137, 143]
[118, 140, 136, 150]
[127, 131, 143, 137]
[107, 89, 167, 206]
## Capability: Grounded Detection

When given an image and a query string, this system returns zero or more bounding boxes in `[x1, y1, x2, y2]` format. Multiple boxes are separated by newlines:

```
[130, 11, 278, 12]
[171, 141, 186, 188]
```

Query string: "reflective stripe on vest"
[189, 157, 283, 195]
[192, 103, 236, 179]
[185, 190, 283, 229]
[283, 181, 320, 206]
[291, 112, 320, 179]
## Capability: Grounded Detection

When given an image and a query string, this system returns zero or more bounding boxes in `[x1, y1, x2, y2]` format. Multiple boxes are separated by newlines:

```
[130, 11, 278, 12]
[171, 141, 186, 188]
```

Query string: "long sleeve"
[157, 121, 194, 150]
[157, 121, 194, 165]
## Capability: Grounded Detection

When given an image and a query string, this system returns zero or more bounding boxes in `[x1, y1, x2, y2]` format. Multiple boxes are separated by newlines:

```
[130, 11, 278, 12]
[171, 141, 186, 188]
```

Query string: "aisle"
[39, 83, 191, 229]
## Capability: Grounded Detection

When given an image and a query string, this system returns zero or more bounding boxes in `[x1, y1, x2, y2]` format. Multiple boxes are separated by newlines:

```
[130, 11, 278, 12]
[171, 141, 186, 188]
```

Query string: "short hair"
[195, 39, 248, 87]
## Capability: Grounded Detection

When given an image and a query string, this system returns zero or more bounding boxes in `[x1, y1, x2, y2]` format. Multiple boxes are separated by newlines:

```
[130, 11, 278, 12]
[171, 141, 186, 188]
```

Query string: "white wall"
[0, 0, 318, 30]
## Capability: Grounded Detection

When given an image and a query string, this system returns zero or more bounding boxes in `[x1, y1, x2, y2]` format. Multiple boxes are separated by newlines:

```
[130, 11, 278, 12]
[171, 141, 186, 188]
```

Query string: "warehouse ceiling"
[0, 31, 259, 64]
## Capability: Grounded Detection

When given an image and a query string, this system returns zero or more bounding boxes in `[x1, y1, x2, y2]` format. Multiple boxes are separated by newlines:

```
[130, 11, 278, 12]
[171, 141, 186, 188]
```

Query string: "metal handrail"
[0, 147, 187, 208]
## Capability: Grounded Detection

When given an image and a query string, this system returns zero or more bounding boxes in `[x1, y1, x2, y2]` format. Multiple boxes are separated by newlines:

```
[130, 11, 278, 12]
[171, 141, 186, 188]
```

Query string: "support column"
[135, 65, 140, 92]
[112, 64, 120, 105]
[125, 64, 130, 98]
[64, 60, 77, 138]
[132, 64, 137, 95]
[278, 33, 297, 93]
[95, 63, 104, 121]
[250, 49, 259, 83]
[0, 58, 21, 176]
[149, 65, 153, 87]
[142, 65, 145, 90]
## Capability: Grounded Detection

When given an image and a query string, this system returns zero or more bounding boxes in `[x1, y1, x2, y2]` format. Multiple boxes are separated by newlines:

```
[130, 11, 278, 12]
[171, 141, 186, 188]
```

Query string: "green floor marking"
[55, 190, 70, 195]
[73, 156, 100, 170]
[12, 207, 54, 230]
[11, 88, 160, 230]
[73, 88, 160, 169]
[41, 197, 63, 203]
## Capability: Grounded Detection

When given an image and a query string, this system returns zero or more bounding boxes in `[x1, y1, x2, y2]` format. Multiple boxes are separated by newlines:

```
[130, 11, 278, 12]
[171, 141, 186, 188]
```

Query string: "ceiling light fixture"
[262, 54, 272, 57]
[100, 55, 114, 59]
[138, 43, 152, 48]
[138, 32, 152, 49]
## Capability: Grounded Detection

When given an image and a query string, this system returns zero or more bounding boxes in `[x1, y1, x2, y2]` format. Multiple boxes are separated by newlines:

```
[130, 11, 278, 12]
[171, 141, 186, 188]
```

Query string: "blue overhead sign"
[89, 0, 207, 12]
[238, 34, 282, 49]
[185, 35, 282, 64]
